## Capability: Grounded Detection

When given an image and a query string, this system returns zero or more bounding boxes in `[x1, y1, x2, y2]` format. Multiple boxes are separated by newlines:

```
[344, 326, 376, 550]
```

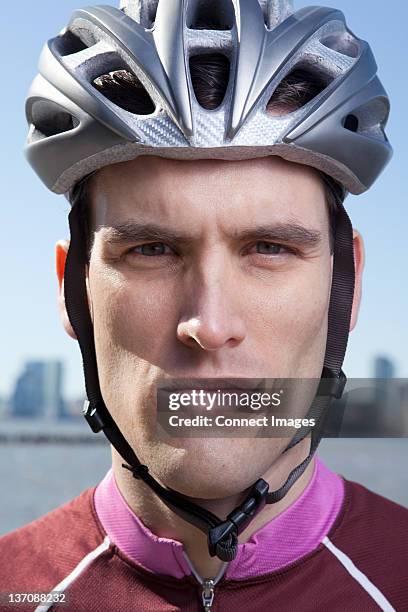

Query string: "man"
[1, 1, 407, 610]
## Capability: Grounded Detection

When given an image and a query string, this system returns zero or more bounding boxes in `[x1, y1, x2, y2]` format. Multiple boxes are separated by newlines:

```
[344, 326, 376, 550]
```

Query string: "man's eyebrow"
[102, 222, 193, 245]
[101, 221, 322, 247]
[233, 223, 322, 247]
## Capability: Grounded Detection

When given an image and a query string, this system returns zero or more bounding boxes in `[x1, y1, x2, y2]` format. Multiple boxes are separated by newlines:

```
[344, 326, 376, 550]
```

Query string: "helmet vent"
[93, 69, 156, 115]
[122, 0, 159, 28]
[343, 98, 390, 139]
[320, 33, 359, 59]
[30, 100, 78, 137]
[343, 114, 359, 133]
[258, 0, 294, 29]
[189, 54, 230, 110]
[267, 68, 330, 114]
[53, 30, 96, 57]
[187, 0, 234, 30]
[141, 0, 159, 28]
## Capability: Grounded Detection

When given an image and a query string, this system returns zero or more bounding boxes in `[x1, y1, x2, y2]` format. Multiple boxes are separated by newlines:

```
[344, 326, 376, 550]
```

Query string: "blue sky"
[0, 0, 407, 399]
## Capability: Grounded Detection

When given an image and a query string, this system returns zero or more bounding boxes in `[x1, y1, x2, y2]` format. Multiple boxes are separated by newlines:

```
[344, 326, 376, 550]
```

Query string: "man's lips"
[158, 377, 271, 392]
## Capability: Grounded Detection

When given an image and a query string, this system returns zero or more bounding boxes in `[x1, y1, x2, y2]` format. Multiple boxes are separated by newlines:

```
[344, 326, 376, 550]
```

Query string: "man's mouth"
[158, 377, 270, 393]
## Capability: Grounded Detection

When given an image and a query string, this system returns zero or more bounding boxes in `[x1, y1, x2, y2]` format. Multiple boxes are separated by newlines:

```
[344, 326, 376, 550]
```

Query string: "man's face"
[75, 156, 334, 497]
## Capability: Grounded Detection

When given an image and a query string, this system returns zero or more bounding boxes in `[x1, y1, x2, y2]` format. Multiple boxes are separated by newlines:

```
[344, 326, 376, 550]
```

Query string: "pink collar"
[94, 455, 344, 579]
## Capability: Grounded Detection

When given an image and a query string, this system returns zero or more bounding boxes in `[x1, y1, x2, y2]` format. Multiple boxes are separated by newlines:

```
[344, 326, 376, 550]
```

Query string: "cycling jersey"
[93, 456, 344, 579]
[0, 456, 407, 611]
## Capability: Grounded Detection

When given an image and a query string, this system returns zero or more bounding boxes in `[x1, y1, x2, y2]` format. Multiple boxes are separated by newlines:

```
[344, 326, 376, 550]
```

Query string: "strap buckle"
[208, 479, 269, 560]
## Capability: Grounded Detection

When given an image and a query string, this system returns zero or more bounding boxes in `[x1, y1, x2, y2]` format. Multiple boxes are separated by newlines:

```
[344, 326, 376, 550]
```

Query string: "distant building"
[11, 361, 65, 420]
[374, 356, 395, 380]
[372, 355, 397, 434]
[0, 395, 10, 418]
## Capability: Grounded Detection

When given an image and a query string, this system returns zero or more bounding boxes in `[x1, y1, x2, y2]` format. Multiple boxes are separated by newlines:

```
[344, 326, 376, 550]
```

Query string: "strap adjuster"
[82, 400, 105, 432]
[319, 368, 347, 399]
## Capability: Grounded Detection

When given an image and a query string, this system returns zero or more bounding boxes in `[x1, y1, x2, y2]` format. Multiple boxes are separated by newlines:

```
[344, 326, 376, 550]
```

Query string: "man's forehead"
[90, 154, 327, 229]
[91, 154, 324, 197]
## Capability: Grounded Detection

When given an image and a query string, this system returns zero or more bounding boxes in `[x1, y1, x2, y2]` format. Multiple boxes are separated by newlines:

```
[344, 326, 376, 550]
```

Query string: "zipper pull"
[201, 578, 215, 611]
[182, 549, 229, 611]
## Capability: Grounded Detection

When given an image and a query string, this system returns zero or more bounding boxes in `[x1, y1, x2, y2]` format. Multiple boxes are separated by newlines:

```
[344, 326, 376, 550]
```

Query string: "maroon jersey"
[0, 477, 407, 611]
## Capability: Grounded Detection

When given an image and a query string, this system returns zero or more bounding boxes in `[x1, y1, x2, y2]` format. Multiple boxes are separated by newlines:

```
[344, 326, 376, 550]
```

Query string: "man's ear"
[56, 240, 77, 340]
[349, 229, 365, 332]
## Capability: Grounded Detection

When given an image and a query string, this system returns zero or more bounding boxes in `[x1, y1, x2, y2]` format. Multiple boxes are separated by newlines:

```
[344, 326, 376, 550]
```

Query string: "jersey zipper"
[182, 550, 229, 611]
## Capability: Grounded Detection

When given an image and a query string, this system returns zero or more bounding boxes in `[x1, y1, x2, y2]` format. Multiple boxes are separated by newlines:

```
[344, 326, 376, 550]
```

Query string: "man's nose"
[176, 267, 247, 351]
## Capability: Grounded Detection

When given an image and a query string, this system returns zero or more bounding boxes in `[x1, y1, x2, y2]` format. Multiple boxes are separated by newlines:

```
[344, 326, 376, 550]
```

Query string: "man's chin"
[144, 436, 283, 500]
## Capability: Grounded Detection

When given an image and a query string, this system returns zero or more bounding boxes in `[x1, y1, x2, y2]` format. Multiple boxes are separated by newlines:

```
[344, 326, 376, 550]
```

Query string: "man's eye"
[132, 243, 173, 256]
[254, 242, 287, 255]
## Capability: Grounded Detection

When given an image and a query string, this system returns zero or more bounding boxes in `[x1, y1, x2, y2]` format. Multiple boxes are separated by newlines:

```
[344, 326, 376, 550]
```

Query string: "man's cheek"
[97, 284, 178, 358]
[249, 278, 322, 334]
[250, 276, 328, 368]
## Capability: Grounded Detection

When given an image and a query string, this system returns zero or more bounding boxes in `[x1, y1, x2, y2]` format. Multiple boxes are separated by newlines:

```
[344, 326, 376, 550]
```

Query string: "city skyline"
[1, 355, 408, 439]
[0, 354, 402, 411]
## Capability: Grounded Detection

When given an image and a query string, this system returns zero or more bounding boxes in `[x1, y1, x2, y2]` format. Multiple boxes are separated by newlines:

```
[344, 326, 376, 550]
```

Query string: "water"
[0, 437, 407, 536]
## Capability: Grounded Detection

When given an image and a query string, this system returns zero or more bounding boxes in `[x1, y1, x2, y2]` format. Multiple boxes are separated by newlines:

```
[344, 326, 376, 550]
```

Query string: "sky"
[0, 0, 407, 400]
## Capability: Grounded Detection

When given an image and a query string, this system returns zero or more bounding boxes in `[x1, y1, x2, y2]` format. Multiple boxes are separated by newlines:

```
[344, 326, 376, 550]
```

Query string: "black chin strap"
[64, 186, 354, 562]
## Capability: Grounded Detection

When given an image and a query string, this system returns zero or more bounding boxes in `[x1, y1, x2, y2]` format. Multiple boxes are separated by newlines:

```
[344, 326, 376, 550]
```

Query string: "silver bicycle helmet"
[24, 0, 392, 562]
[26, 0, 391, 195]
